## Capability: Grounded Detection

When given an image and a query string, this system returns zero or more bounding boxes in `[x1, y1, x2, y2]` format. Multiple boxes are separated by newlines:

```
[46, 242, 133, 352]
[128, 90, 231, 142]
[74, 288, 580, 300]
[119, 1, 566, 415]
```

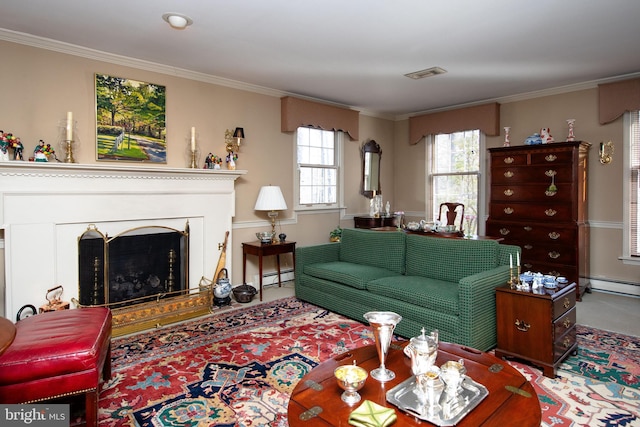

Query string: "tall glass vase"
[363, 311, 402, 382]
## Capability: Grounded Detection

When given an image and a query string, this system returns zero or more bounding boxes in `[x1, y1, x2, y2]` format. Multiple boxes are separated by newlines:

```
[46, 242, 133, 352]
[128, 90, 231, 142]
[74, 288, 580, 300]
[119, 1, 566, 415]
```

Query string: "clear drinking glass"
[363, 311, 402, 382]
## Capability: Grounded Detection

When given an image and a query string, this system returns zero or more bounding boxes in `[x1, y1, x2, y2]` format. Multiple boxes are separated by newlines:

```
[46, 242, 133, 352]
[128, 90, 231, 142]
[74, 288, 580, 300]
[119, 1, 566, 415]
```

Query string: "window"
[295, 127, 341, 209]
[428, 130, 481, 235]
[627, 110, 640, 258]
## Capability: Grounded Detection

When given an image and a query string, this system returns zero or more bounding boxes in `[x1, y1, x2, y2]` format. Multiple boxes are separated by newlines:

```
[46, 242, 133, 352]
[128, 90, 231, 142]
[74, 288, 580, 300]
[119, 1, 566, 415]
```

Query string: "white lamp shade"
[254, 186, 287, 211]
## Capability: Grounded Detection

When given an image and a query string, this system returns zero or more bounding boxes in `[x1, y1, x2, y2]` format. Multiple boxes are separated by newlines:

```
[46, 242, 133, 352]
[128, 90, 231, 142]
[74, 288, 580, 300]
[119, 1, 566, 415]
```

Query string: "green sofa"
[295, 228, 520, 351]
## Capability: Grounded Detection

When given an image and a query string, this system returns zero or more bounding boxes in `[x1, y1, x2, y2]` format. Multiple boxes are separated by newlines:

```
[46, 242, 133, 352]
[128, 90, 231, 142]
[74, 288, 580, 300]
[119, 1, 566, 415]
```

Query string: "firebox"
[78, 223, 189, 309]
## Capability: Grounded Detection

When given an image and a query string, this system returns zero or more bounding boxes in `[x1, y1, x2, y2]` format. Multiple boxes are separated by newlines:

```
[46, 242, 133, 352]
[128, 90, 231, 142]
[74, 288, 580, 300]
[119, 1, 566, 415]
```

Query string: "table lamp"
[254, 185, 288, 237]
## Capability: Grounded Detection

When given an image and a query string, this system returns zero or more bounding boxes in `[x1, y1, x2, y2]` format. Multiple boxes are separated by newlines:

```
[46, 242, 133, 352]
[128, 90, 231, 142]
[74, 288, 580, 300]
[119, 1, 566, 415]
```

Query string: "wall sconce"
[233, 127, 245, 147]
[225, 128, 244, 153]
[599, 141, 614, 164]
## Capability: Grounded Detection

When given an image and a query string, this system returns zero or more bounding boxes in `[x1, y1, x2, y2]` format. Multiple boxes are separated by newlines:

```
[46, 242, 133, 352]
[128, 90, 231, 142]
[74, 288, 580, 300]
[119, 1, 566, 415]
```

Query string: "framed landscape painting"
[95, 74, 166, 163]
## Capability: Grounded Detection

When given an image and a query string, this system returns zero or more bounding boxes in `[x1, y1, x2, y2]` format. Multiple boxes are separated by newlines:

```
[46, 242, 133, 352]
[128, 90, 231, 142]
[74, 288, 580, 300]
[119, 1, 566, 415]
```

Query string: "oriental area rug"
[97, 297, 639, 427]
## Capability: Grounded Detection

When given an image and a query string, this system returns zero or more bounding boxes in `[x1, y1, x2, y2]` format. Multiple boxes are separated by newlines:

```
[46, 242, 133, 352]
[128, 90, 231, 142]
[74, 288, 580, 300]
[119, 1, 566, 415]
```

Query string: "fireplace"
[78, 224, 189, 309]
[0, 162, 245, 331]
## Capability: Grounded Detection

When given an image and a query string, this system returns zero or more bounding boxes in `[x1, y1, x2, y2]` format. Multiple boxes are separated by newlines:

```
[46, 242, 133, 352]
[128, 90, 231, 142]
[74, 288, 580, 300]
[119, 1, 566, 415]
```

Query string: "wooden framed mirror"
[361, 140, 381, 199]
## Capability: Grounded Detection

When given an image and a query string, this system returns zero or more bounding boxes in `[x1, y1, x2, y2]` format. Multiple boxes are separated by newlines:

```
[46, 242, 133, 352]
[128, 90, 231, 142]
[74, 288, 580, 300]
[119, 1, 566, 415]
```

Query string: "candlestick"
[66, 111, 73, 141]
[510, 254, 513, 269]
[516, 252, 520, 267]
[190, 127, 196, 152]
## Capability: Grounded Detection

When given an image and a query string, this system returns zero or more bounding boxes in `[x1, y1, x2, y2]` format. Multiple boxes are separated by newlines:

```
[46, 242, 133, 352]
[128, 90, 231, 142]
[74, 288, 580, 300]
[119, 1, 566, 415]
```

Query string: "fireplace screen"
[78, 223, 189, 308]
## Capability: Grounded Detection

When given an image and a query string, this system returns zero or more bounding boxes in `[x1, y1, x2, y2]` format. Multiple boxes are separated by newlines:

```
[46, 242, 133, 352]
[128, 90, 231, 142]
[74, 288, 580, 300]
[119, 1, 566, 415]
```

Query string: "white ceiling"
[1, 0, 639, 117]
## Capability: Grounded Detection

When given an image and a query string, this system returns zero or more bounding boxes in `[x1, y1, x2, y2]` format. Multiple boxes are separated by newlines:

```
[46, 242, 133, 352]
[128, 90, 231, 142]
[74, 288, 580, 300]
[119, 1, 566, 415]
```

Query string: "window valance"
[409, 102, 500, 144]
[281, 96, 359, 140]
[598, 77, 640, 125]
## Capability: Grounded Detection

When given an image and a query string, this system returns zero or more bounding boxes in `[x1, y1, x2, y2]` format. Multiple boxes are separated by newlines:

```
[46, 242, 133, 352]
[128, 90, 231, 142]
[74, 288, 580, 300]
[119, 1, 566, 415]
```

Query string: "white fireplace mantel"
[0, 162, 246, 319]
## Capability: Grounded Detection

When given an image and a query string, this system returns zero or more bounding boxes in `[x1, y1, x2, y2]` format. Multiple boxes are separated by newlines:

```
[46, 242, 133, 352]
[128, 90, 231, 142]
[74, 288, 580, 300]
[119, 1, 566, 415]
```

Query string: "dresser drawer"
[553, 307, 576, 338]
[490, 165, 575, 185]
[487, 221, 577, 243]
[521, 242, 576, 265]
[491, 152, 529, 168]
[530, 150, 575, 165]
[491, 183, 573, 202]
[489, 202, 574, 221]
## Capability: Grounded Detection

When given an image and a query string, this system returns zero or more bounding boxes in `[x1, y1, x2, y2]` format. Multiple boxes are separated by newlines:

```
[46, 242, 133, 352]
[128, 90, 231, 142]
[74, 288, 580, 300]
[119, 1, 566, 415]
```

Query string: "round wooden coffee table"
[288, 341, 541, 426]
[0, 317, 17, 355]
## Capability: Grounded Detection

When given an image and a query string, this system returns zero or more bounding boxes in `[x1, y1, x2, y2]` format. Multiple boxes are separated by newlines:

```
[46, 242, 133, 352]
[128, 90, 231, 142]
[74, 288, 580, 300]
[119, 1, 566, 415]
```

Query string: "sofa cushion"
[339, 228, 406, 274]
[366, 275, 459, 316]
[304, 261, 401, 290]
[405, 235, 498, 283]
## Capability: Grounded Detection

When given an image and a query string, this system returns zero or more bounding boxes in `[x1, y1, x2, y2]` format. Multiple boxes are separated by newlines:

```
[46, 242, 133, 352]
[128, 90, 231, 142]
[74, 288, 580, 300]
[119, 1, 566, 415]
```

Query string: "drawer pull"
[545, 190, 557, 197]
[563, 297, 571, 309]
[545, 170, 557, 177]
[504, 171, 514, 178]
[524, 263, 533, 269]
[504, 157, 514, 164]
[523, 226, 533, 232]
[524, 244, 533, 250]
[563, 318, 572, 329]
[504, 189, 514, 196]
[548, 232, 561, 240]
[562, 337, 572, 349]
[549, 251, 561, 259]
[499, 228, 510, 236]
[545, 154, 558, 162]
[515, 319, 530, 332]
[545, 209, 557, 216]
[504, 207, 514, 214]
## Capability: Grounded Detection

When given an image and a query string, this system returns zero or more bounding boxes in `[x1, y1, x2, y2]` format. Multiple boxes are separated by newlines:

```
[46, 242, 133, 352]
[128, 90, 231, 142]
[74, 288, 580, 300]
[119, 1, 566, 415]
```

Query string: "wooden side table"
[495, 282, 577, 378]
[242, 240, 296, 301]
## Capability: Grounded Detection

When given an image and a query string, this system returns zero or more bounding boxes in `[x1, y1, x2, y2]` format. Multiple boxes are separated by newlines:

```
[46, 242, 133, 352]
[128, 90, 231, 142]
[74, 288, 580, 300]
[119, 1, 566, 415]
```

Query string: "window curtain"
[281, 96, 359, 140]
[409, 102, 500, 144]
[631, 111, 639, 257]
[598, 77, 640, 125]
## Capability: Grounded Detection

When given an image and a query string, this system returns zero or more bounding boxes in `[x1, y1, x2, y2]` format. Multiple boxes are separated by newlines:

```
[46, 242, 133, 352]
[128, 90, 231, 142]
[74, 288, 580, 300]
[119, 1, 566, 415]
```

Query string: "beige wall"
[394, 88, 638, 285]
[0, 39, 637, 305]
[0, 40, 394, 292]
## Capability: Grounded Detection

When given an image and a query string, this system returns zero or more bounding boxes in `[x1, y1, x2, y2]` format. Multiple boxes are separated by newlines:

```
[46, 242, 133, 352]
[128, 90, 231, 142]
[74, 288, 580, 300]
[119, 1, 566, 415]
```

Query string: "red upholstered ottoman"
[0, 307, 112, 427]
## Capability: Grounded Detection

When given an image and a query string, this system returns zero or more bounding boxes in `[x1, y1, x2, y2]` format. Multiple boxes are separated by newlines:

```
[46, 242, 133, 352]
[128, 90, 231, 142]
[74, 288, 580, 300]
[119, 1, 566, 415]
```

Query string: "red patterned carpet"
[98, 297, 639, 427]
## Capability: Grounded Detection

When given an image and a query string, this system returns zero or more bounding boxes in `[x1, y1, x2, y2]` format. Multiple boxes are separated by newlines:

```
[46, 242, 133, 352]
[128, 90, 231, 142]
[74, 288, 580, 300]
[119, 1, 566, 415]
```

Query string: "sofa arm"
[457, 265, 511, 351]
[295, 243, 340, 273]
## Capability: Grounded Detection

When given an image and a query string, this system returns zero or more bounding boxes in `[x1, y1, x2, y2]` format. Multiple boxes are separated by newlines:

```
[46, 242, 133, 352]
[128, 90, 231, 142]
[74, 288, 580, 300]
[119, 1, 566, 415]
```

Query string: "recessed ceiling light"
[404, 67, 447, 80]
[162, 13, 193, 30]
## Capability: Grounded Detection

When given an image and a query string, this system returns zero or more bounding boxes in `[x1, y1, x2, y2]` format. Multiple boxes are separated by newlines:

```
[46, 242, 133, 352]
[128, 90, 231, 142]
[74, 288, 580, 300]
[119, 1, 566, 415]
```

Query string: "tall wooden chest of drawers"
[495, 283, 577, 378]
[486, 141, 590, 300]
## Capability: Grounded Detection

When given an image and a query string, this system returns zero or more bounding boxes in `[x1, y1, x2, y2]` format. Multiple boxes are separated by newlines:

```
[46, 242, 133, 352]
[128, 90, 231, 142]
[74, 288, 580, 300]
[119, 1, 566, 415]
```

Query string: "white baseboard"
[589, 278, 640, 297]
[254, 269, 295, 287]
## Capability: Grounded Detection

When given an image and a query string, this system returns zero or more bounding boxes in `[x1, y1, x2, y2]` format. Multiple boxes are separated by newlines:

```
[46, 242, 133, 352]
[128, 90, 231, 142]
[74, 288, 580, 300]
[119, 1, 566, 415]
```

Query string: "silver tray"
[386, 375, 489, 426]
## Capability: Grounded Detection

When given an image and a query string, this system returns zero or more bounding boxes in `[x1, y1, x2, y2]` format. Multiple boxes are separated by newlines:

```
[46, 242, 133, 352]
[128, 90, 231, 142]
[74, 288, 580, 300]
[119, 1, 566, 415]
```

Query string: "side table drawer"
[553, 291, 576, 319]
[553, 307, 576, 338]
[554, 326, 577, 362]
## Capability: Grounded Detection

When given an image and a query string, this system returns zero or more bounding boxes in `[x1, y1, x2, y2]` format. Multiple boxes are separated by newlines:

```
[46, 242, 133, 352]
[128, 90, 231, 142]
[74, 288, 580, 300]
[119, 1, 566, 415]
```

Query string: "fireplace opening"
[78, 223, 189, 309]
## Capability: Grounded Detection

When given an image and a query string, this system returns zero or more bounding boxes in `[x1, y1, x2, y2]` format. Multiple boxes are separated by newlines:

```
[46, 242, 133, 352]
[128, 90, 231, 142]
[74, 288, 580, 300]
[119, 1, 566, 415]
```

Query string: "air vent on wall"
[404, 66, 447, 80]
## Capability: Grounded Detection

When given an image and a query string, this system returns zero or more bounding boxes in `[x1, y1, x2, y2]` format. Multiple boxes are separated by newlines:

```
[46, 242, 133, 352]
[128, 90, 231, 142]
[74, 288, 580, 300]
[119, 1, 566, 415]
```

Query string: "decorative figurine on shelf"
[503, 126, 511, 147]
[213, 155, 222, 169]
[226, 152, 238, 170]
[10, 138, 24, 160]
[524, 133, 543, 145]
[0, 134, 9, 162]
[540, 127, 554, 144]
[34, 139, 56, 162]
[566, 119, 576, 141]
[204, 153, 213, 169]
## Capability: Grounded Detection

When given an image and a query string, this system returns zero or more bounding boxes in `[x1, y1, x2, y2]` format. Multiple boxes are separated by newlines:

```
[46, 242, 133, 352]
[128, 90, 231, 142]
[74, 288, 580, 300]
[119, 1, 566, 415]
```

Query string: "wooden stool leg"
[85, 390, 99, 427]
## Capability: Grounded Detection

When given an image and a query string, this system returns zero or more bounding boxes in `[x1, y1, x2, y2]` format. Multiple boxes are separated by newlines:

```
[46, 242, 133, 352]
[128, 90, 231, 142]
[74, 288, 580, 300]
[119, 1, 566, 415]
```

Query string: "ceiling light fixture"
[162, 13, 193, 30]
[404, 66, 447, 80]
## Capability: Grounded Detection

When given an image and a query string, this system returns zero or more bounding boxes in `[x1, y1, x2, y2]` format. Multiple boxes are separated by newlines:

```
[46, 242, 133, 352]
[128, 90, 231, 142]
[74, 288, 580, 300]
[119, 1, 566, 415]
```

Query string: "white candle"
[66, 111, 73, 141]
[510, 254, 513, 269]
[517, 252, 520, 267]
[191, 127, 196, 151]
